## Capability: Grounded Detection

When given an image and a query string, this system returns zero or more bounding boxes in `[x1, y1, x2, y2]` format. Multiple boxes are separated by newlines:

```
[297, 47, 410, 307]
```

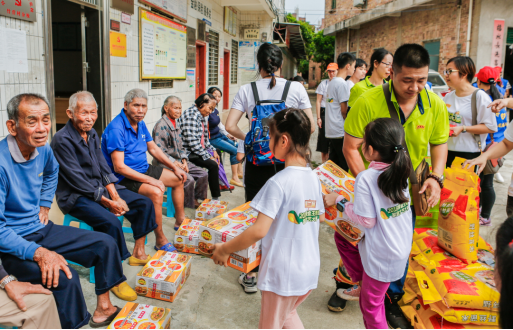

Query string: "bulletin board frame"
[138, 0, 188, 23]
[139, 8, 187, 80]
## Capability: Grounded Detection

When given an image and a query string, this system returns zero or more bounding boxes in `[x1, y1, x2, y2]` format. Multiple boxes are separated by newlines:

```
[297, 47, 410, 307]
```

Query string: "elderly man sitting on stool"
[101, 88, 187, 252]
[51, 91, 158, 273]
[0, 93, 129, 329]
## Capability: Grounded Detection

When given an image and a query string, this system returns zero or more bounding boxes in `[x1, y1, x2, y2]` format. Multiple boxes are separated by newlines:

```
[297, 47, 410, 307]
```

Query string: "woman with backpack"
[443, 57, 497, 226]
[225, 42, 314, 293]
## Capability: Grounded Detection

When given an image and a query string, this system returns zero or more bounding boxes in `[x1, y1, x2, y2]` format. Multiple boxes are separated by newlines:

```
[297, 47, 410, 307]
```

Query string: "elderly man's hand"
[39, 206, 50, 225]
[4, 279, 52, 311]
[108, 198, 129, 216]
[33, 247, 72, 289]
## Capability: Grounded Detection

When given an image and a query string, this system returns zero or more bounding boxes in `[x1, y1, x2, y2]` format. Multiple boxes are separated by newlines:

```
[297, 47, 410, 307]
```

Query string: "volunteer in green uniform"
[343, 44, 449, 329]
[347, 49, 393, 110]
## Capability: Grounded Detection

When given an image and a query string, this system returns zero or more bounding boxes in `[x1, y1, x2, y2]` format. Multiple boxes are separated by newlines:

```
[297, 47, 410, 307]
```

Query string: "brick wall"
[324, 0, 395, 28]
[334, 0, 472, 75]
[308, 60, 322, 88]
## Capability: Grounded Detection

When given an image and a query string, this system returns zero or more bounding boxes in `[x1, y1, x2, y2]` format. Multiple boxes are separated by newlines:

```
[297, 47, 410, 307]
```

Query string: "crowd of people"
[0, 40, 513, 330]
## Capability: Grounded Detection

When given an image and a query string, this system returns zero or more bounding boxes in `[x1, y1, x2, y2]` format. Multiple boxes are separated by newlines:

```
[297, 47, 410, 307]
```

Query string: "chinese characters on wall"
[190, 0, 211, 19]
[491, 19, 505, 67]
[0, 0, 36, 22]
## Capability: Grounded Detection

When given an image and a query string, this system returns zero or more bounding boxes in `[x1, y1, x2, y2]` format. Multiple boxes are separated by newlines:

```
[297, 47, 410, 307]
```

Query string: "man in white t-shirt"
[316, 63, 339, 163]
[325, 52, 356, 171]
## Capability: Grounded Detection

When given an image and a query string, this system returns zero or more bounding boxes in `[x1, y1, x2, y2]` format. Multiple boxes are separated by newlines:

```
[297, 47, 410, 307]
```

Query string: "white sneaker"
[495, 173, 505, 183]
[238, 273, 258, 293]
[336, 284, 361, 301]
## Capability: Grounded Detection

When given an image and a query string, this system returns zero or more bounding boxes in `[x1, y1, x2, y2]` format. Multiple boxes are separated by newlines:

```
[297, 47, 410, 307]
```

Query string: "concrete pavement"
[77, 90, 509, 328]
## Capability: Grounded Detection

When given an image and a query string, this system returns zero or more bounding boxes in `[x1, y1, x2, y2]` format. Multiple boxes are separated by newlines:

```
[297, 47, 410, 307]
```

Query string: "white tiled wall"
[0, 0, 46, 139]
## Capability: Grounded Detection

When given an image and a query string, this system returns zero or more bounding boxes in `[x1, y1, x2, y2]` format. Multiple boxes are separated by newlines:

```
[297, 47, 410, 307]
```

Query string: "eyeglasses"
[444, 69, 459, 76]
[381, 62, 392, 68]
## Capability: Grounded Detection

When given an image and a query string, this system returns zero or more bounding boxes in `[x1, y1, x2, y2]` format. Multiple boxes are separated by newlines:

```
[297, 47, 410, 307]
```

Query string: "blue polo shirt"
[101, 108, 153, 181]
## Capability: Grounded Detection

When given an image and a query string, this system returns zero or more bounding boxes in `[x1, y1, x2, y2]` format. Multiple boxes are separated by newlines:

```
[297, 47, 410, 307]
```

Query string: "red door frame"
[223, 49, 230, 110]
[196, 41, 206, 98]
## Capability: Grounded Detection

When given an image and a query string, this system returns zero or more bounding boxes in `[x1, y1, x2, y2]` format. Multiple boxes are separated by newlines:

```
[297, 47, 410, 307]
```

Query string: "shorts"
[119, 164, 164, 193]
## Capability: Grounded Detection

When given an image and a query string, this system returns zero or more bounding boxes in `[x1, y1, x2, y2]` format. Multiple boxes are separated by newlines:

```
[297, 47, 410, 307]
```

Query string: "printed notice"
[0, 27, 28, 73]
[239, 41, 260, 70]
[139, 8, 187, 80]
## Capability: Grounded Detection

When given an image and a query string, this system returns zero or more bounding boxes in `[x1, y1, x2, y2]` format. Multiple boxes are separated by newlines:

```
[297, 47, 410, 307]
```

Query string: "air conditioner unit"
[353, 0, 366, 8]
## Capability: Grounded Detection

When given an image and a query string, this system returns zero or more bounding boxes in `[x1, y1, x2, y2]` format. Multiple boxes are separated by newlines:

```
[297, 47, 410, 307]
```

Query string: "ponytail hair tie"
[271, 72, 275, 76]
[394, 145, 404, 153]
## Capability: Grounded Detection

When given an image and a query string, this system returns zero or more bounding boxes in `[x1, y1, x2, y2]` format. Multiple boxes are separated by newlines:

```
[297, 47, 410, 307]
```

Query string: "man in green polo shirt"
[339, 44, 448, 328]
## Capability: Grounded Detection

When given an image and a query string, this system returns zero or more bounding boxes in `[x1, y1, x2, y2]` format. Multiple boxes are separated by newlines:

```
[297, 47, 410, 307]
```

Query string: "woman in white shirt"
[443, 56, 497, 226]
[225, 43, 314, 294]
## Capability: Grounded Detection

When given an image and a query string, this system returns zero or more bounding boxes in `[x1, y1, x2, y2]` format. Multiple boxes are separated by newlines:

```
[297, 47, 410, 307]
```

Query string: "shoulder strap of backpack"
[281, 81, 292, 102]
[251, 82, 260, 105]
[470, 89, 482, 151]
[382, 83, 418, 184]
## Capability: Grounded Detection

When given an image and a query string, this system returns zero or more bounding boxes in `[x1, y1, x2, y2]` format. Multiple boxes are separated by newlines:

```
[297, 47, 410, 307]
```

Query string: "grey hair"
[161, 95, 182, 116]
[69, 91, 98, 112]
[124, 88, 148, 105]
[7, 93, 50, 124]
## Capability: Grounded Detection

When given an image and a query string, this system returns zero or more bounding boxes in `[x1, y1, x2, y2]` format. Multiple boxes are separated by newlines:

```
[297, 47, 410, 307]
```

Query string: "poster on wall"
[139, 0, 187, 23]
[110, 31, 127, 57]
[0, 0, 36, 22]
[0, 26, 28, 72]
[223, 7, 237, 37]
[491, 19, 505, 67]
[139, 9, 187, 80]
[238, 41, 260, 69]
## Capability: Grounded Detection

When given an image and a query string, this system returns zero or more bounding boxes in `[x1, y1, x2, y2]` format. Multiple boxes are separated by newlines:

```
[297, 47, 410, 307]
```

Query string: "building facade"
[0, 0, 288, 140]
[323, 0, 513, 82]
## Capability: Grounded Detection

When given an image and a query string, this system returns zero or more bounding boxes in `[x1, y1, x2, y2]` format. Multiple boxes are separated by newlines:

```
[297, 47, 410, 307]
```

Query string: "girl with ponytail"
[326, 118, 413, 329]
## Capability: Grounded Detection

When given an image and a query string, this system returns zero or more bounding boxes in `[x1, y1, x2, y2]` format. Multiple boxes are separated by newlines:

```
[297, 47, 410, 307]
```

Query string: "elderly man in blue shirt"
[102, 88, 187, 253]
[51, 91, 158, 269]
[0, 93, 128, 328]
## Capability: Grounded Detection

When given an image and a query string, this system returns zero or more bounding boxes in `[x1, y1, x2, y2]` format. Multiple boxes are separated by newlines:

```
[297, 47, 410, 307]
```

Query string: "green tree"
[312, 30, 335, 74]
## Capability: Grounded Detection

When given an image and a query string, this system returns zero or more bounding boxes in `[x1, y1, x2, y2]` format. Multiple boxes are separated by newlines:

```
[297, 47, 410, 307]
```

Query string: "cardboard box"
[198, 202, 261, 272]
[107, 302, 171, 329]
[174, 218, 203, 254]
[135, 251, 192, 302]
[195, 199, 229, 221]
[313, 161, 364, 245]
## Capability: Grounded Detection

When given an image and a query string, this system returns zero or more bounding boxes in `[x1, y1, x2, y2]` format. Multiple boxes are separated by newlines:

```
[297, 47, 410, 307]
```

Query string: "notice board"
[138, 0, 187, 23]
[139, 9, 187, 80]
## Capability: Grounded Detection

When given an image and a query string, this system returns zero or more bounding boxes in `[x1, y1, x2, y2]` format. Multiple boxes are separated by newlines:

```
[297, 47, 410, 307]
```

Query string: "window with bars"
[231, 40, 238, 84]
[208, 30, 220, 86]
[151, 80, 174, 89]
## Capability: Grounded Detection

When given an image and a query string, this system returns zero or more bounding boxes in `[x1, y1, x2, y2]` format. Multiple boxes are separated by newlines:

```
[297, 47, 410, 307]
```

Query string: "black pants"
[68, 189, 158, 260]
[1, 221, 126, 329]
[244, 160, 285, 202]
[447, 150, 495, 219]
[316, 108, 329, 153]
[328, 138, 349, 172]
[189, 153, 221, 198]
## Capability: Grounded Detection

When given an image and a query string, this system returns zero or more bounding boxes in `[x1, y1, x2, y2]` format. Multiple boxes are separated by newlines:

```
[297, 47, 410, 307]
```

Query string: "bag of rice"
[437, 157, 480, 264]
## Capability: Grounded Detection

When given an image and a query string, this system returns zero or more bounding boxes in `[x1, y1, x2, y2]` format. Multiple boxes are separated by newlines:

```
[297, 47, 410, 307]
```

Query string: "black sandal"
[88, 306, 122, 328]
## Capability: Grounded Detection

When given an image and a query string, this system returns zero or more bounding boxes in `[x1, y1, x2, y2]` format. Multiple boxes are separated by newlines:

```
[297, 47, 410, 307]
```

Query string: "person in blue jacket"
[0, 93, 130, 329]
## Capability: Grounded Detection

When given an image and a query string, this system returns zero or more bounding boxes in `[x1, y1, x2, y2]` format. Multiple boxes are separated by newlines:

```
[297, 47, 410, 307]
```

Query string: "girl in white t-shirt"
[443, 57, 497, 226]
[329, 118, 413, 329]
[212, 108, 325, 329]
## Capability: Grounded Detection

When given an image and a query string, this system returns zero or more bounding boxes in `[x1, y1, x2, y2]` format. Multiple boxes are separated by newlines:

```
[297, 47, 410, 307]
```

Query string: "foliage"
[285, 14, 335, 76]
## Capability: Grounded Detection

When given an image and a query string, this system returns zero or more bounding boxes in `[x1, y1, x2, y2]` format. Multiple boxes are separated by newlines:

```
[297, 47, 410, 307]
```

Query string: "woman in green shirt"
[348, 49, 393, 109]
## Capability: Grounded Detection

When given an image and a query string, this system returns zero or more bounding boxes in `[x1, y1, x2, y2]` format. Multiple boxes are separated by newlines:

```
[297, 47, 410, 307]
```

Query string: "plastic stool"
[62, 214, 145, 284]
[163, 187, 175, 218]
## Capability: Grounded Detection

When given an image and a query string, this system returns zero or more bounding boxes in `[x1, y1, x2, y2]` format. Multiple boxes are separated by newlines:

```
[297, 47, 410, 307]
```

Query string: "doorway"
[51, 0, 104, 134]
[223, 50, 230, 110]
[196, 42, 206, 98]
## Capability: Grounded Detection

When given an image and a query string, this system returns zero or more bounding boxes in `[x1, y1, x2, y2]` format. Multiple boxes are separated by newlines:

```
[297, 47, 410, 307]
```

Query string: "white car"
[428, 69, 450, 97]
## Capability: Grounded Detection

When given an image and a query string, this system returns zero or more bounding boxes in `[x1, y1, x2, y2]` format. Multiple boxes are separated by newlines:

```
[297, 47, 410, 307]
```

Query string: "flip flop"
[174, 225, 179, 231]
[154, 242, 177, 253]
[89, 306, 122, 328]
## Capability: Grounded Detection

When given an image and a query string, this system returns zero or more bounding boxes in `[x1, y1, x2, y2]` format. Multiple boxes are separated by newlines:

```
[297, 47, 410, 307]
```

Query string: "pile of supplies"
[195, 199, 229, 221]
[174, 218, 203, 254]
[400, 158, 500, 329]
[108, 302, 171, 329]
[313, 161, 362, 245]
[198, 202, 261, 272]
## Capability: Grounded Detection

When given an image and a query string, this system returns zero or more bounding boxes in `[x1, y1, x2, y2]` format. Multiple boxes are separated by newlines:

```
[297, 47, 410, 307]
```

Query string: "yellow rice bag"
[403, 298, 499, 329]
[429, 301, 499, 326]
[438, 157, 480, 264]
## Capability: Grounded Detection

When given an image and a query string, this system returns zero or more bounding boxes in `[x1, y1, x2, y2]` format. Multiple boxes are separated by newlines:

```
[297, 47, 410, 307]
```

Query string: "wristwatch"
[0, 275, 17, 289]
[336, 198, 349, 213]
[462, 126, 467, 133]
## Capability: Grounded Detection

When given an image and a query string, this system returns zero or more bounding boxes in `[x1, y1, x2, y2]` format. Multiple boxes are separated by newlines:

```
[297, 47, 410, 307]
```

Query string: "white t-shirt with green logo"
[250, 166, 325, 296]
[353, 168, 413, 282]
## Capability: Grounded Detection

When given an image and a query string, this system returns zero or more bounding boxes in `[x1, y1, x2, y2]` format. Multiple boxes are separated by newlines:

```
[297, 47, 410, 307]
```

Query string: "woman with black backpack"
[224, 42, 314, 293]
